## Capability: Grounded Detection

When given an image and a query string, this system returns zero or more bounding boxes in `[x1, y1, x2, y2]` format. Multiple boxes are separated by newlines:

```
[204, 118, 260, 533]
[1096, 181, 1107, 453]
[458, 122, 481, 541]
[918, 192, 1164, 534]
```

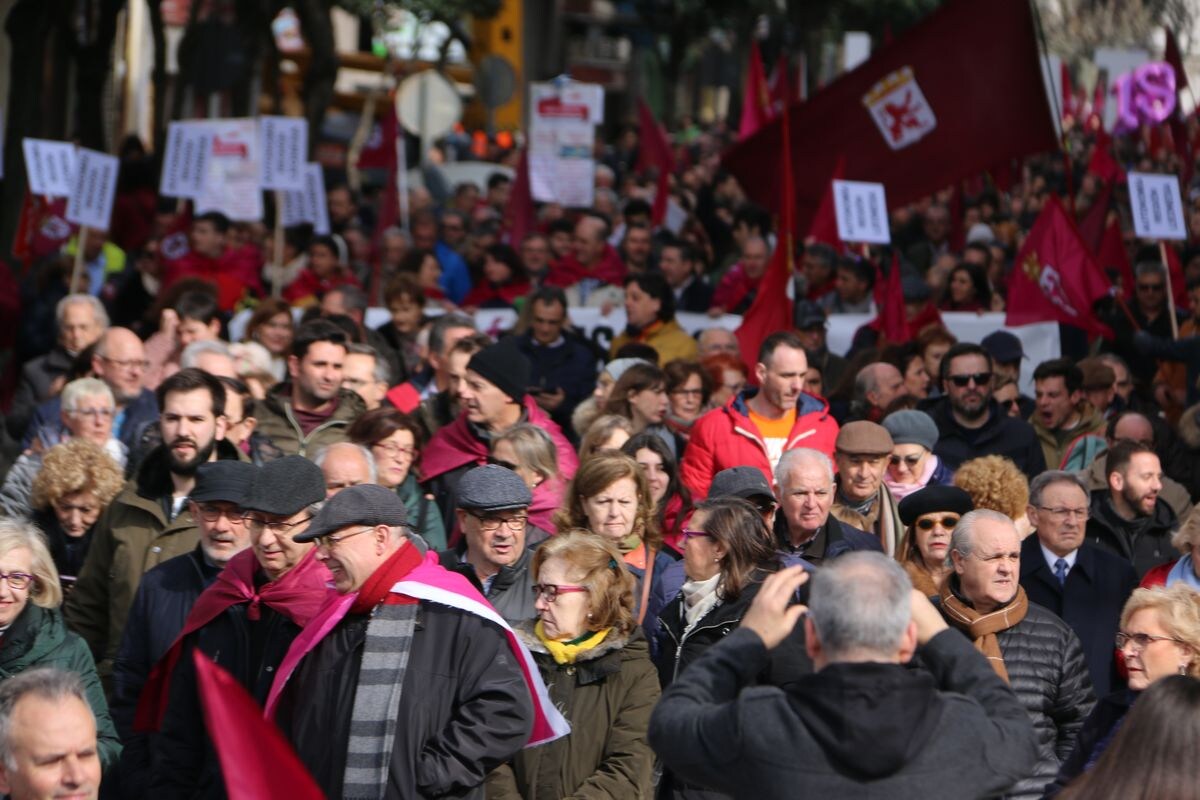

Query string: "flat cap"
[241, 455, 326, 516]
[898, 485, 975, 526]
[1079, 358, 1116, 391]
[293, 484, 407, 543]
[981, 331, 1025, 364]
[793, 300, 827, 331]
[456, 465, 532, 512]
[709, 466, 775, 503]
[881, 410, 939, 451]
[835, 421, 894, 456]
[189, 461, 257, 505]
[901, 273, 932, 302]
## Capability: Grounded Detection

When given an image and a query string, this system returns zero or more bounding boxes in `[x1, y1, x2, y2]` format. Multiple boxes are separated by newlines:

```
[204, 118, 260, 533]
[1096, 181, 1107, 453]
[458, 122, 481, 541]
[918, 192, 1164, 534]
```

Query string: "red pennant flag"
[1095, 219, 1135, 298]
[1005, 196, 1112, 338]
[1086, 128, 1124, 184]
[506, 148, 536, 248]
[738, 40, 772, 139]
[1165, 27, 1190, 95]
[193, 650, 324, 800]
[805, 155, 845, 249]
[1163, 243, 1190, 313]
[1165, 28, 1194, 186]
[1077, 178, 1114, 252]
[736, 105, 796, 373]
[1061, 61, 1074, 121]
[770, 55, 795, 111]
[636, 99, 676, 226]
[871, 252, 909, 344]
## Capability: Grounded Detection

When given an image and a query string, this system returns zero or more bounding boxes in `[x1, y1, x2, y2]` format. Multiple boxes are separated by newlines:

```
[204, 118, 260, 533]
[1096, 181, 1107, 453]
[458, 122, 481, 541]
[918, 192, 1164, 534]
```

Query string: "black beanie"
[467, 338, 531, 404]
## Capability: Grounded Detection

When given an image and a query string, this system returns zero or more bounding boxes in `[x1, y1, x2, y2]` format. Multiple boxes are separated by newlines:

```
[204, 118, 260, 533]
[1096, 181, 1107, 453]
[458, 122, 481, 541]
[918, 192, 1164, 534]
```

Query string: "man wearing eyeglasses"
[1019, 471, 1138, 698]
[266, 484, 560, 800]
[925, 342, 1046, 478]
[107, 459, 256, 796]
[939, 509, 1095, 799]
[438, 465, 547, 624]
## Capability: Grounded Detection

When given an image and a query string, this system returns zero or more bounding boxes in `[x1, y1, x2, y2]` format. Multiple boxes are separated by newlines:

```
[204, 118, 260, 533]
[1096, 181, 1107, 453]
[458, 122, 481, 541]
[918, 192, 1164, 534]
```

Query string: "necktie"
[1054, 558, 1069, 586]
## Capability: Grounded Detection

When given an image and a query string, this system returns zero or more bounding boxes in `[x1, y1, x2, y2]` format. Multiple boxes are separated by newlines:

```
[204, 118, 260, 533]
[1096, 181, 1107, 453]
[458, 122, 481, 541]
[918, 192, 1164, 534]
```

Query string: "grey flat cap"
[293, 483, 408, 543]
[242, 455, 327, 516]
[189, 461, 257, 505]
[709, 466, 775, 503]
[457, 465, 532, 512]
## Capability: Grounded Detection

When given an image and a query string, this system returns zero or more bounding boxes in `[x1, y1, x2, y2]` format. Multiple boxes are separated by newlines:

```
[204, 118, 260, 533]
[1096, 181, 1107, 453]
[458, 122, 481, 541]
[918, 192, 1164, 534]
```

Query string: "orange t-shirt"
[748, 407, 796, 469]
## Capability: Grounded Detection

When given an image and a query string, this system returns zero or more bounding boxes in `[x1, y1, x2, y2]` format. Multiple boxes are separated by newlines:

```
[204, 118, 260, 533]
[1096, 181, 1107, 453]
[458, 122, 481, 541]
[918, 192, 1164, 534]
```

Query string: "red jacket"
[165, 245, 264, 310]
[681, 389, 840, 500]
[543, 245, 626, 288]
[1140, 560, 1175, 588]
[462, 279, 532, 309]
[712, 262, 759, 312]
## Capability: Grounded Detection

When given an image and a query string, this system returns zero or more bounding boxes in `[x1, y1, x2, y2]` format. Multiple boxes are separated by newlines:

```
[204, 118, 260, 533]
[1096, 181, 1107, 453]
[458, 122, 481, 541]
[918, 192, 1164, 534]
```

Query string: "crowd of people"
[0, 115, 1199, 800]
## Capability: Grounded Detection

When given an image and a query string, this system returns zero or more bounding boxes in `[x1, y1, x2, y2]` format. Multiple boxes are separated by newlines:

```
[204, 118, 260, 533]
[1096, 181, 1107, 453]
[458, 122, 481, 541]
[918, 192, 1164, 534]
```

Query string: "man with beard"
[253, 319, 366, 458]
[1085, 441, 1180, 578]
[65, 368, 243, 680]
[924, 343, 1045, 478]
[109, 460, 256, 796]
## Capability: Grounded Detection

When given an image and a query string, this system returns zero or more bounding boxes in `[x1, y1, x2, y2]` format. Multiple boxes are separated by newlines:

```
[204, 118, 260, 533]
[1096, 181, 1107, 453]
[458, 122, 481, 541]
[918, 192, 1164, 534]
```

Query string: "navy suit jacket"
[1019, 535, 1138, 697]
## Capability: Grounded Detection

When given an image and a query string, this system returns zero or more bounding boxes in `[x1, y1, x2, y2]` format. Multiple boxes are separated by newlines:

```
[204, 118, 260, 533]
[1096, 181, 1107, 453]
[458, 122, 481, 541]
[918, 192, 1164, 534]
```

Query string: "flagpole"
[70, 225, 88, 295]
[1158, 240, 1180, 340]
[272, 192, 284, 299]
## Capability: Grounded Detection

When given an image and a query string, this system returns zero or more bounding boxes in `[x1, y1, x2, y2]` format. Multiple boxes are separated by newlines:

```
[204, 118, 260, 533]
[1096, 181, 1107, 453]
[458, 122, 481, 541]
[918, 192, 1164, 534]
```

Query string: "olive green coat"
[251, 386, 366, 458]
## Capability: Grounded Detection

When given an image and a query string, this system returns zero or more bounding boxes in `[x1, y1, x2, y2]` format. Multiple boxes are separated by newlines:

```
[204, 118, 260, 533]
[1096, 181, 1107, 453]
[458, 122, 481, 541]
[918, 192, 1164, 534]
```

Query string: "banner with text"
[833, 180, 890, 244]
[65, 148, 119, 230]
[195, 119, 263, 222]
[529, 82, 604, 208]
[160, 121, 214, 199]
[1128, 172, 1187, 240]
[259, 116, 308, 191]
[22, 139, 77, 198]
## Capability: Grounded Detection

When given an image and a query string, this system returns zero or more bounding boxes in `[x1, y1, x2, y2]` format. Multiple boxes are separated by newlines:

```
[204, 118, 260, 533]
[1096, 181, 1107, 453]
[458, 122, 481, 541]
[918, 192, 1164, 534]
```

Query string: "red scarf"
[350, 542, 422, 614]
[134, 548, 332, 731]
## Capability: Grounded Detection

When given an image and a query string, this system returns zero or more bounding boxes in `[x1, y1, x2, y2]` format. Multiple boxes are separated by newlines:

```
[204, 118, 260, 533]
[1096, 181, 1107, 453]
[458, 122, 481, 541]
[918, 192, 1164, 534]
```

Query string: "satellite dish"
[396, 70, 463, 142]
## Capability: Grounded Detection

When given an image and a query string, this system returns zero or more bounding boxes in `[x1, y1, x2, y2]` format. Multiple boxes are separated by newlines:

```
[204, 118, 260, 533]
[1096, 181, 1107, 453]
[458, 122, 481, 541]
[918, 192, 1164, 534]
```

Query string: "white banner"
[280, 163, 329, 234]
[160, 121, 213, 199]
[22, 139, 77, 197]
[195, 119, 263, 222]
[528, 81, 603, 208]
[833, 180, 890, 244]
[1128, 171, 1187, 240]
[259, 116, 308, 191]
[65, 148, 119, 230]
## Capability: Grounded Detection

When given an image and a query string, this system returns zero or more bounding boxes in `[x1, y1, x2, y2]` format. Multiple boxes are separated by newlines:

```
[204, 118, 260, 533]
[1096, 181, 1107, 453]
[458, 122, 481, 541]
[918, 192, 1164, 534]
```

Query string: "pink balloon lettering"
[1112, 62, 1176, 132]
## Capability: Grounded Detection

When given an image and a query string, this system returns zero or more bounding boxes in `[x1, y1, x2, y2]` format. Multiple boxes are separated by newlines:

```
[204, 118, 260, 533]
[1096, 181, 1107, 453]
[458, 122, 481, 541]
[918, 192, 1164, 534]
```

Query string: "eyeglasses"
[1136, 283, 1164, 292]
[889, 454, 923, 468]
[467, 511, 527, 533]
[0, 572, 34, 591]
[487, 456, 519, 472]
[530, 583, 587, 602]
[373, 442, 417, 459]
[947, 372, 992, 388]
[681, 528, 713, 540]
[313, 526, 374, 550]
[193, 504, 247, 525]
[243, 514, 313, 534]
[98, 355, 149, 371]
[1036, 506, 1088, 521]
[1116, 631, 1186, 652]
[67, 407, 115, 419]
[1000, 398, 1021, 410]
[916, 515, 960, 531]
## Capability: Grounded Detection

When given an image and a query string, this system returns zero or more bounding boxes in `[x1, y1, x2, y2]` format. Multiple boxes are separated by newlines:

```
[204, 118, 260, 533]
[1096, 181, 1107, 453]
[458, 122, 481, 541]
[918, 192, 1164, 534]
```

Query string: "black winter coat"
[1085, 490, 1179, 579]
[1018, 537, 1137, 697]
[276, 599, 534, 799]
[1043, 689, 1135, 797]
[516, 331, 599, 434]
[436, 532, 546, 625]
[924, 397, 1047, 478]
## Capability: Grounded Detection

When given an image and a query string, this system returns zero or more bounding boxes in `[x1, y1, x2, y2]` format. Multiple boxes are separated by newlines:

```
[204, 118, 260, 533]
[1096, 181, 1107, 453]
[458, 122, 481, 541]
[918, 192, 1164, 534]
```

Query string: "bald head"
[857, 362, 906, 411]
[1110, 413, 1154, 448]
[92, 328, 147, 406]
[316, 442, 376, 497]
[698, 328, 739, 358]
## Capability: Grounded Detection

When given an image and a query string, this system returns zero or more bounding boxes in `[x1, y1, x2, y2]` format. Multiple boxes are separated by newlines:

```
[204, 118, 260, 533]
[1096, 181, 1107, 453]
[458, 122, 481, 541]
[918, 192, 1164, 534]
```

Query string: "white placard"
[160, 121, 213, 199]
[279, 162, 329, 234]
[259, 116, 308, 191]
[528, 81, 603, 208]
[195, 119, 263, 222]
[832, 179, 890, 244]
[1128, 172, 1187, 240]
[22, 139, 77, 198]
[65, 148, 119, 230]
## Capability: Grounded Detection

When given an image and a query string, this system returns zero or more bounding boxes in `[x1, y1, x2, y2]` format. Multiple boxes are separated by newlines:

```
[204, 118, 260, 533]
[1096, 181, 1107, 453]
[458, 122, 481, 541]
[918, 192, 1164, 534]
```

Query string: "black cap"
[242, 455, 326, 516]
[293, 483, 408, 543]
[981, 331, 1025, 364]
[901, 273, 932, 302]
[456, 465, 532, 512]
[898, 485, 975, 527]
[793, 300, 827, 330]
[709, 466, 775, 503]
[189, 461, 257, 505]
[467, 338, 531, 404]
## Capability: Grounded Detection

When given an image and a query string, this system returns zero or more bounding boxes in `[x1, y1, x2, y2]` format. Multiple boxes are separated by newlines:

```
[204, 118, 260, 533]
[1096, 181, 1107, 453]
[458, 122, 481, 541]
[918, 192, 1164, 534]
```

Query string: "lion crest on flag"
[1023, 253, 1079, 318]
[862, 67, 938, 150]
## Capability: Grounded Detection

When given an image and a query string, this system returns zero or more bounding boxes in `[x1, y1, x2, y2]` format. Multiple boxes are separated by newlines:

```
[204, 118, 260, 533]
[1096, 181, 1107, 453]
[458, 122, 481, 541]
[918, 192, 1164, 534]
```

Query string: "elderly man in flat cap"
[830, 421, 904, 557]
[145, 456, 334, 797]
[265, 484, 565, 800]
[438, 464, 547, 624]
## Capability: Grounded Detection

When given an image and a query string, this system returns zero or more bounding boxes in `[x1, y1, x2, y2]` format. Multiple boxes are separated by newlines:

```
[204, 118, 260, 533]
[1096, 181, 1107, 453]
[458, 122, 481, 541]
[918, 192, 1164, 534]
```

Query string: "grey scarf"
[343, 601, 418, 799]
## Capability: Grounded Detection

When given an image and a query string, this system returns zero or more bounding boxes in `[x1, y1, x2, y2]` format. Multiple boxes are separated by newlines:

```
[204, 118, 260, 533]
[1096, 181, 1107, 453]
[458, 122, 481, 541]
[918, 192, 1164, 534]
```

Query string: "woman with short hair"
[604, 362, 683, 458]
[663, 359, 711, 440]
[491, 423, 563, 537]
[896, 485, 974, 597]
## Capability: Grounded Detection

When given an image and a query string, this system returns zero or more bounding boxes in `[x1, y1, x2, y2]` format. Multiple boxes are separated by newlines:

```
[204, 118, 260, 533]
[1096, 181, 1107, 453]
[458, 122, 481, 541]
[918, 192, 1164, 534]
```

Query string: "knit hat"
[898, 485, 975, 527]
[881, 410, 939, 452]
[467, 337, 532, 404]
[242, 455, 327, 517]
[604, 358, 651, 383]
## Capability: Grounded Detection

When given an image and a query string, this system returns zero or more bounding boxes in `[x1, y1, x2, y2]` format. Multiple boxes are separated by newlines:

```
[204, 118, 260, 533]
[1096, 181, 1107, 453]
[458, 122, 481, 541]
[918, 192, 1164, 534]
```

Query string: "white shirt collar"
[1040, 541, 1078, 576]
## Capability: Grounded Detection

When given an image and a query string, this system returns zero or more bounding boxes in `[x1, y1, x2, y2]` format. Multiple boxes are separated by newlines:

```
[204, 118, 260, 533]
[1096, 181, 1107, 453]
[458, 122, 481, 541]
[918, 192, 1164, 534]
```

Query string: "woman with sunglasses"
[346, 407, 446, 550]
[1048, 584, 1200, 795]
[881, 410, 954, 501]
[896, 485, 974, 598]
[489, 531, 660, 799]
[622, 433, 693, 557]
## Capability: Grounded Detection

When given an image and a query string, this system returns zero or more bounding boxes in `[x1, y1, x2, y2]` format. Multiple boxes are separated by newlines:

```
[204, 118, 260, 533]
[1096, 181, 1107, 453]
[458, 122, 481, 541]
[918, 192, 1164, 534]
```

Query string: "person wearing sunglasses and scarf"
[897, 485, 974, 598]
[489, 531, 660, 800]
[881, 410, 955, 501]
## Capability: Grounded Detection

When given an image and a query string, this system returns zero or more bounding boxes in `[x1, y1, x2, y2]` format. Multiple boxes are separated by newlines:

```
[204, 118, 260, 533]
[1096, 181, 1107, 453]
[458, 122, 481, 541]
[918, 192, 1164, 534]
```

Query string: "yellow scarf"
[535, 621, 611, 664]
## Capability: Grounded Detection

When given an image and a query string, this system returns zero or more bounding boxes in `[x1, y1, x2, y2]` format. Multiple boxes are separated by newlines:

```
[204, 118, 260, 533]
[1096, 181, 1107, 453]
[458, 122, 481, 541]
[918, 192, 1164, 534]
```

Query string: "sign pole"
[70, 225, 88, 295]
[273, 190, 285, 299]
[1158, 240, 1180, 340]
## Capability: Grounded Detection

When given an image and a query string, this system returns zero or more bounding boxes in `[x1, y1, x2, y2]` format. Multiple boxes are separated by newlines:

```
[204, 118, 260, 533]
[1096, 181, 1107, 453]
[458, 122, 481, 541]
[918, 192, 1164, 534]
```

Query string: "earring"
[587, 613, 593, 619]
[1181, 664, 1189, 675]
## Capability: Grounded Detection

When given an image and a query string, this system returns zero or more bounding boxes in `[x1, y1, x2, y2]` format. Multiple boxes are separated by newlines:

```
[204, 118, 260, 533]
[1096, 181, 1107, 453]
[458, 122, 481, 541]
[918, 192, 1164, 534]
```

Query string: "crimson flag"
[1163, 243, 1190, 313]
[1095, 218, 1135, 298]
[871, 251, 908, 344]
[636, 99, 676, 226]
[1165, 28, 1194, 186]
[806, 155, 845, 249]
[1061, 61, 1074, 121]
[1165, 28, 1190, 95]
[506, 148, 536, 248]
[1086, 128, 1124, 184]
[1006, 196, 1112, 338]
[738, 40, 772, 139]
[736, 105, 796, 373]
[1077, 178, 1113, 252]
[770, 55, 796, 111]
[193, 650, 324, 800]
[723, 0, 1058, 230]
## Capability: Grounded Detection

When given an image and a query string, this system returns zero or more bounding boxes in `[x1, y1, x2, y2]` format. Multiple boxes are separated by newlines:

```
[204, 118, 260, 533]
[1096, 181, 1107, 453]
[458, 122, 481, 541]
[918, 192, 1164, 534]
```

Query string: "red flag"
[506, 148, 536, 248]
[193, 650, 324, 800]
[1163, 243, 1190, 312]
[1086, 128, 1124, 184]
[1165, 28, 1194, 186]
[871, 252, 908, 344]
[1095, 219, 1135, 298]
[805, 155, 845, 249]
[1061, 61, 1074, 121]
[770, 55, 795, 111]
[636, 99, 676, 226]
[1077, 178, 1113, 252]
[1091, 76, 1107, 126]
[1005, 196, 1112, 338]
[723, 0, 1059, 227]
[1165, 28, 1190, 95]
[947, 183, 965, 253]
[736, 105, 796, 373]
[738, 40, 772, 139]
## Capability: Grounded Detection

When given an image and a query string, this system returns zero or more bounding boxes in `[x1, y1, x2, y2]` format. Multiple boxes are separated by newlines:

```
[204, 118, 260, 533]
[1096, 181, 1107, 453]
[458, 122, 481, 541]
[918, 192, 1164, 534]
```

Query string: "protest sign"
[832, 180, 890, 244]
[160, 121, 214, 199]
[259, 116, 308, 191]
[22, 139, 77, 197]
[65, 148, 119, 230]
[529, 81, 603, 208]
[1128, 172, 1187, 241]
[280, 163, 329, 234]
[195, 119, 263, 221]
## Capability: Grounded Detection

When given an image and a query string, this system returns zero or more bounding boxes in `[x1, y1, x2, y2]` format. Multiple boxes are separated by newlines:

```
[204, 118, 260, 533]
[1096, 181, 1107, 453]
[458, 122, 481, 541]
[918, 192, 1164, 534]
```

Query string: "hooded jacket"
[1085, 488, 1179, 579]
[648, 626, 1038, 800]
[681, 389, 839, 500]
[1032, 403, 1107, 471]
[923, 397, 1046, 478]
[252, 385, 366, 459]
